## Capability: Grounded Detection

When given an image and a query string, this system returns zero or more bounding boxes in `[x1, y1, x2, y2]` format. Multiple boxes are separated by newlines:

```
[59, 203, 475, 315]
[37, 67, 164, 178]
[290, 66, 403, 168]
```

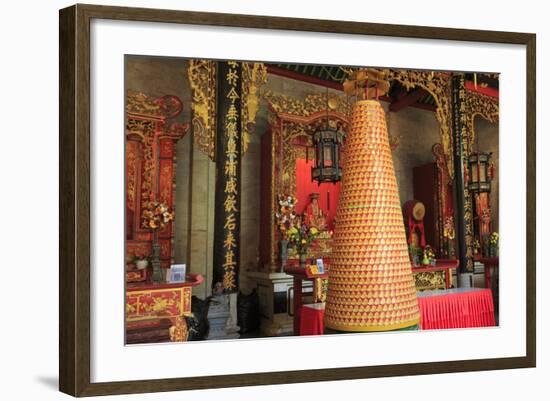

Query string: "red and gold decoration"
[125, 90, 189, 280]
[324, 98, 420, 332]
[188, 60, 217, 161]
[260, 91, 351, 271]
[126, 274, 204, 342]
[141, 201, 174, 230]
[126, 286, 192, 321]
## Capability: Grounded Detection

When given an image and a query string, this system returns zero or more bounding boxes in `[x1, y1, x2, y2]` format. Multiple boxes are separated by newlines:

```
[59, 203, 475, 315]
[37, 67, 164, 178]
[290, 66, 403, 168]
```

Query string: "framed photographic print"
[59, 3, 536, 397]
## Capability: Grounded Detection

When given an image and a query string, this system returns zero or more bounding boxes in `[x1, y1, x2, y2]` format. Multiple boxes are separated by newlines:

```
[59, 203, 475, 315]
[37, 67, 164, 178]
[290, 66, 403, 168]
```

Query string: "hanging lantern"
[311, 127, 344, 184]
[467, 152, 492, 193]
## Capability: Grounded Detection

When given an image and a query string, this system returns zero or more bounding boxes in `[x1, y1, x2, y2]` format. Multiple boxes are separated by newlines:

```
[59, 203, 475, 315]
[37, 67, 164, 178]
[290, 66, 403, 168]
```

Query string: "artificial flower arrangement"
[275, 194, 298, 240]
[287, 223, 320, 255]
[422, 245, 436, 266]
[142, 200, 174, 230]
[489, 232, 499, 246]
[488, 231, 499, 257]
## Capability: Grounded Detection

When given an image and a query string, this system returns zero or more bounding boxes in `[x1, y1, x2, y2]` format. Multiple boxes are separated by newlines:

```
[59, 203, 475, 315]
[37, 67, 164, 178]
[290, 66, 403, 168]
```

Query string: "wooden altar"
[125, 91, 189, 278]
[126, 274, 204, 342]
[284, 265, 329, 335]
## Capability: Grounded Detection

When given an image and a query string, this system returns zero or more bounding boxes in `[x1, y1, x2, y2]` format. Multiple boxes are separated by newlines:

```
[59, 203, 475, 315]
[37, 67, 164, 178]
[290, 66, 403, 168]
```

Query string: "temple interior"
[125, 56, 499, 343]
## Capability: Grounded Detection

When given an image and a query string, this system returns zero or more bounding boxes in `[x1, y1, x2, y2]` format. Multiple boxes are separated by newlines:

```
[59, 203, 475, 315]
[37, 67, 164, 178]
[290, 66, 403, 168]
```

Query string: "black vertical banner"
[213, 61, 242, 292]
[451, 74, 474, 277]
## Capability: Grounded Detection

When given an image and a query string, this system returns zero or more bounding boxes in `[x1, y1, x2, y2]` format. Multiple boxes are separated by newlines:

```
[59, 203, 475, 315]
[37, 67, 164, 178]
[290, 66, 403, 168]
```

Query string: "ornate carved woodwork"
[413, 271, 446, 291]
[125, 91, 189, 271]
[385, 70, 455, 179]
[260, 91, 352, 271]
[125, 275, 204, 343]
[464, 90, 499, 153]
[188, 60, 217, 161]
[241, 62, 268, 154]
[126, 286, 192, 322]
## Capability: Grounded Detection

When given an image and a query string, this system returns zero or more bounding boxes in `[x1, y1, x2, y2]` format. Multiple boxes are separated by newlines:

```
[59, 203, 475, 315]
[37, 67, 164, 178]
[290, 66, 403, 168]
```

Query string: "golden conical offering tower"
[324, 100, 420, 332]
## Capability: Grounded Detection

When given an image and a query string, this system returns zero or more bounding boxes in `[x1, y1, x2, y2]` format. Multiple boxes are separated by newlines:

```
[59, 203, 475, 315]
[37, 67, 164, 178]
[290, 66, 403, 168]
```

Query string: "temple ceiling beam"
[389, 88, 428, 112]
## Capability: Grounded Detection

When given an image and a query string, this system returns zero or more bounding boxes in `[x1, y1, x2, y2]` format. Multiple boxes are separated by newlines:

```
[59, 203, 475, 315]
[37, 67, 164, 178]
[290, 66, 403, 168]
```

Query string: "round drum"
[403, 200, 425, 222]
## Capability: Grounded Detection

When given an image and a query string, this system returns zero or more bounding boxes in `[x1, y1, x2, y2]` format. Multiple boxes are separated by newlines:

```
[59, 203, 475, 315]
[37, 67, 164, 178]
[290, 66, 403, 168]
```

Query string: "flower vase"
[489, 245, 498, 258]
[299, 252, 307, 269]
[279, 239, 289, 273]
[151, 240, 163, 284]
[136, 259, 148, 270]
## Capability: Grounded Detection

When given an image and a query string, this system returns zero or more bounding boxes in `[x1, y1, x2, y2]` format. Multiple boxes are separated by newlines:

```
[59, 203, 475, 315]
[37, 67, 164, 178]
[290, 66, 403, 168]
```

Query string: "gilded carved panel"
[413, 271, 446, 291]
[385, 69, 455, 179]
[188, 60, 217, 161]
[463, 90, 499, 153]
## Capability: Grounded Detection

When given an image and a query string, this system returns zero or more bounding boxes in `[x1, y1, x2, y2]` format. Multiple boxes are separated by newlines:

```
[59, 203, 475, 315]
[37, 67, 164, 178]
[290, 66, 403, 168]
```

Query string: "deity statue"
[303, 192, 327, 231]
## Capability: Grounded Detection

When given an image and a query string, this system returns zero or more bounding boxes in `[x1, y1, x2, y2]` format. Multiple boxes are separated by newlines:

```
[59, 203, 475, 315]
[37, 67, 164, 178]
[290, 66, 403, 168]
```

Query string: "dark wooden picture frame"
[59, 3, 536, 397]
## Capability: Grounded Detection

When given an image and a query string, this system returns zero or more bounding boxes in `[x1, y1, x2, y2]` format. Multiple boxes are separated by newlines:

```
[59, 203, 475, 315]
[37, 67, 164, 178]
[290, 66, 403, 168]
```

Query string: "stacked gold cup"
[324, 70, 420, 332]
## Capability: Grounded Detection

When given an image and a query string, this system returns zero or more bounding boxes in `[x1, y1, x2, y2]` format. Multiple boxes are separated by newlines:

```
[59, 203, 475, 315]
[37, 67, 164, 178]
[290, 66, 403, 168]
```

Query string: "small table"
[412, 259, 459, 291]
[284, 265, 328, 335]
[126, 274, 203, 342]
[300, 303, 325, 336]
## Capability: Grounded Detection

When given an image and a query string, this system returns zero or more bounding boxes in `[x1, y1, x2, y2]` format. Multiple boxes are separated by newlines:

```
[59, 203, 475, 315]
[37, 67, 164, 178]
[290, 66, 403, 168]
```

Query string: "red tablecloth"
[299, 303, 325, 335]
[418, 288, 496, 330]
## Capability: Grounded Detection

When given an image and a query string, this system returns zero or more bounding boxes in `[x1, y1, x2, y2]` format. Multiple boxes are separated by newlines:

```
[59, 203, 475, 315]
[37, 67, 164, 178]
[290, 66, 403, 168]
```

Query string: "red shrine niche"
[259, 95, 351, 271]
[294, 141, 341, 231]
[125, 91, 189, 279]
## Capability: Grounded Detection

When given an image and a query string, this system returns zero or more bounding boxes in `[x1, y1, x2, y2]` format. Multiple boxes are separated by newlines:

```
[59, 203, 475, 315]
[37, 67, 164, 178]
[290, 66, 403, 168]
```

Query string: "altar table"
[417, 288, 496, 330]
[126, 274, 203, 342]
[284, 265, 328, 335]
[299, 303, 325, 336]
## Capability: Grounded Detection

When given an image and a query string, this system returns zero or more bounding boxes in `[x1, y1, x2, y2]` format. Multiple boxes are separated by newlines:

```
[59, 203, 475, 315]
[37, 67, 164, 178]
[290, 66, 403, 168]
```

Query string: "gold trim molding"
[188, 60, 217, 161]
[242, 63, 268, 154]
[263, 91, 353, 117]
